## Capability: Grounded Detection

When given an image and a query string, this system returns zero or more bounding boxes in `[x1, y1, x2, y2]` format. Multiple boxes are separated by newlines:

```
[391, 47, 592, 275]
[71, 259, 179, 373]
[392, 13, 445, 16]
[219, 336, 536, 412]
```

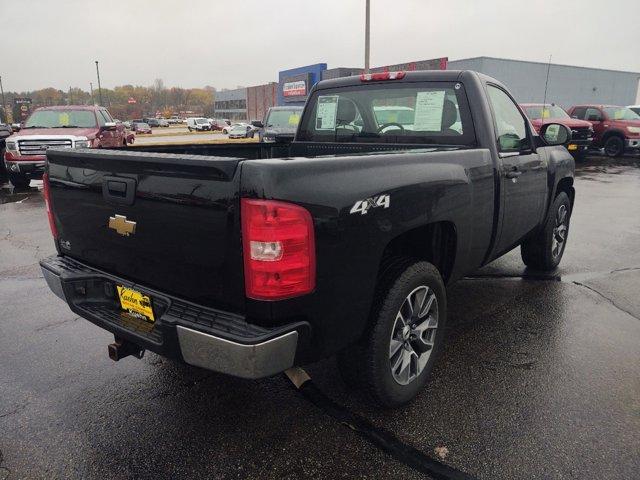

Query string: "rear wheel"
[604, 135, 624, 157]
[9, 173, 30, 189]
[338, 260, 447, 408]
[521, 191, 571, 271]
[188, 127, 193, 132]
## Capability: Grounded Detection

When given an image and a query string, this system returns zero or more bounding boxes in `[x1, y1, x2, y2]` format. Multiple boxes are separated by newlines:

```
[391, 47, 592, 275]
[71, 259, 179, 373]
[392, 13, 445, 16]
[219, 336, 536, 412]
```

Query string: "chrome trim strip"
[177, 326, 298, 379]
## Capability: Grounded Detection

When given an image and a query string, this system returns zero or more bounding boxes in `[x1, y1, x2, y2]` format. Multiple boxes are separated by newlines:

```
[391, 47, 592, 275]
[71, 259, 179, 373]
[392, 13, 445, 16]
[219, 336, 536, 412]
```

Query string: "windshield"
[137, 123, 150, 128]
[196, 118, 208, 124]
[603, 107, 640, 121]
[25, 109, 97, 128]
[524, 105, 569, 120]
[297, 81, 475, 145]
[266, 109, 302, 128]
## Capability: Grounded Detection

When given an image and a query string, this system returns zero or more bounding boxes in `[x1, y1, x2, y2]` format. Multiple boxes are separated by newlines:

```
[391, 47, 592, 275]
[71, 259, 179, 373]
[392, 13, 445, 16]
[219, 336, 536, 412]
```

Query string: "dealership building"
[448, 56, 640, 108]
[213, 56, 640, 121]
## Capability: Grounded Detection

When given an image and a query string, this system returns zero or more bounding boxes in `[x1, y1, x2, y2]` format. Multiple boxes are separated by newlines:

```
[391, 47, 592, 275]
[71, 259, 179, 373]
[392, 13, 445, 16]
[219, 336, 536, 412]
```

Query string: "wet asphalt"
[1, 155, 639, 479]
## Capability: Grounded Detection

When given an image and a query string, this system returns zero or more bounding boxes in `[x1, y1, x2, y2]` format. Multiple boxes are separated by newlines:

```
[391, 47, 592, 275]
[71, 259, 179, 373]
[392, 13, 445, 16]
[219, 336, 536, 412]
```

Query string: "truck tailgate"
[46, 148, 245, 312]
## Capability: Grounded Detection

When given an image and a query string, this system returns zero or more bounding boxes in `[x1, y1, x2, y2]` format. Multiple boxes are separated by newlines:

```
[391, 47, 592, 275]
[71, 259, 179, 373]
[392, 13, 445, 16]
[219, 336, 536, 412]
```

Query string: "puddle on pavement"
[0, 180, 42, 205]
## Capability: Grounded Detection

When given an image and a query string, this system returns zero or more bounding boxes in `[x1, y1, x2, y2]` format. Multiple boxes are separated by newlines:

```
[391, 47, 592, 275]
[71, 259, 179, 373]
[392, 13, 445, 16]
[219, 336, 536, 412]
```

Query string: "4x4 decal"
[350, 195, 391, 215]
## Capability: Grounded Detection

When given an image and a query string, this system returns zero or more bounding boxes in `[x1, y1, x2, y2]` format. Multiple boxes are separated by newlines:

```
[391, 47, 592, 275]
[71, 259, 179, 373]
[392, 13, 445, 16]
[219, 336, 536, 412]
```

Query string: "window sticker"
[288, 113, 301, 125]
[414, 90, 445, 131]
[59, 112, 70, 126]
[316, 95, 339, 130]
[542, 108, 550, 118]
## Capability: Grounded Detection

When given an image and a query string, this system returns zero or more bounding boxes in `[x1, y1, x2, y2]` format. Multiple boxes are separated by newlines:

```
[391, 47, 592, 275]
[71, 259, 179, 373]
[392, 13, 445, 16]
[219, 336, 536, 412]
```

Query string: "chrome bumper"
[40, 258, 301, 379]
[626, 139, 640, 149]
[177, 326, 298, 379]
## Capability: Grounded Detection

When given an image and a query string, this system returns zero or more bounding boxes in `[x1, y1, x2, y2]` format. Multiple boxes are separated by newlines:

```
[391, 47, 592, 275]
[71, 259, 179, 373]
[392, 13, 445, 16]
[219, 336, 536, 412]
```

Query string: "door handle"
[505, 169, 522, 179]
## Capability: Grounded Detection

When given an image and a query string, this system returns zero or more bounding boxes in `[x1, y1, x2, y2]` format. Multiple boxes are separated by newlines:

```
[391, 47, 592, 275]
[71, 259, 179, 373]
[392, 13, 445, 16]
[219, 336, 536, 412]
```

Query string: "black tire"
[521, 191, 571, 271]
[338, 260, 447, 408]
[604, 135, 624, 158]
[188, 127, 193, 132]
[9, 173, 30, 189]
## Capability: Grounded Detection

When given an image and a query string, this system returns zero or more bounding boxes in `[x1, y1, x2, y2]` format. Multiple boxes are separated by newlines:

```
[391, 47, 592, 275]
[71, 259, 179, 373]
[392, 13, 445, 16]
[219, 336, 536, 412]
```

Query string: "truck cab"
[3, 105, 131, 188]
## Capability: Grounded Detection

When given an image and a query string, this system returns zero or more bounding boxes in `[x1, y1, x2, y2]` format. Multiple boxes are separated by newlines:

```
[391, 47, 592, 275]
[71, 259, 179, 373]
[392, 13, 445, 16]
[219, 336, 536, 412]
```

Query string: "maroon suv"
[566, 104, 640, 157]
[4, 105, 133, 188]
[520, 103, 594, 159]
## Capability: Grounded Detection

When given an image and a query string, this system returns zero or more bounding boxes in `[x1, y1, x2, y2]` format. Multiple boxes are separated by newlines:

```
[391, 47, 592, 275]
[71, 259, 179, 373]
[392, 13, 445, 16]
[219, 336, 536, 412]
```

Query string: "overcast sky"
[2, 0, 638, 92]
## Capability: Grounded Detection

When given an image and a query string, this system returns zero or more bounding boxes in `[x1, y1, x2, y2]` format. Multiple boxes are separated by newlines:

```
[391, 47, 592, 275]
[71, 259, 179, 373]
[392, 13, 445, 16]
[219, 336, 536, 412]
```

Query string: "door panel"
[487, 85, 547, 254]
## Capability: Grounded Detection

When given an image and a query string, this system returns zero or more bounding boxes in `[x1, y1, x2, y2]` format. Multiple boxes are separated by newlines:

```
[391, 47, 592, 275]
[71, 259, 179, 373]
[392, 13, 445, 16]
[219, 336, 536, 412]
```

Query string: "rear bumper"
[40, 255, 308, 379]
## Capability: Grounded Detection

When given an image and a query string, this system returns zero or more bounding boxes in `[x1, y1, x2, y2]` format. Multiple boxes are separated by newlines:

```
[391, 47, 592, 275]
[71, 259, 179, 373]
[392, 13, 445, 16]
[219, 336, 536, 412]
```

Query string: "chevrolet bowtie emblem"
[108, 214, 136, 236]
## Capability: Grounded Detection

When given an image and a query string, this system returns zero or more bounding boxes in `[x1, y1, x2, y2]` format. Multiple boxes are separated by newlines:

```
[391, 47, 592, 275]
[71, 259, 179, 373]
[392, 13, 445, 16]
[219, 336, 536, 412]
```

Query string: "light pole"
[90, 82, 94, 105]
[95, 61, 103, 106]
[364, 0, 370, 73]
[0, 75, 6, 123]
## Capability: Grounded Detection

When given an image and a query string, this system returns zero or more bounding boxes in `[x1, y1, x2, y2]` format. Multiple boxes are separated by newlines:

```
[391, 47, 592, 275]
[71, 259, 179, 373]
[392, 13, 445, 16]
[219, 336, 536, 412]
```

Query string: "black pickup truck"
[40, 70, 575, 407]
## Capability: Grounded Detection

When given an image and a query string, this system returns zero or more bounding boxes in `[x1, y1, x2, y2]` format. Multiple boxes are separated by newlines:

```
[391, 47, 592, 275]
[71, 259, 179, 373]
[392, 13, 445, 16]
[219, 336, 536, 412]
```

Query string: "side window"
[585, 108, 603, 121]
[96, 110, 106, 127]
[571, 107, 587, 120]
[487, 85, 528, 152]
[102, 110, 114, 123]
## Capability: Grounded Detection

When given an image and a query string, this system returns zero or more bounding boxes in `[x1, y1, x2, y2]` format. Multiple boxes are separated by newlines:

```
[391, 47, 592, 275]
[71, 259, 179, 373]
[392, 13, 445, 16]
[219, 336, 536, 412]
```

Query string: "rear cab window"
[297, 81, 476, 146]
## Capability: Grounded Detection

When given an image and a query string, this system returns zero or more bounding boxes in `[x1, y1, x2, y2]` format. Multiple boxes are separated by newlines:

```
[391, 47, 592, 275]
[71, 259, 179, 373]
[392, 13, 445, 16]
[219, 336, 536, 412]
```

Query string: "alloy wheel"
[551, 204, 568, 258]
[389, 286, 439, 385]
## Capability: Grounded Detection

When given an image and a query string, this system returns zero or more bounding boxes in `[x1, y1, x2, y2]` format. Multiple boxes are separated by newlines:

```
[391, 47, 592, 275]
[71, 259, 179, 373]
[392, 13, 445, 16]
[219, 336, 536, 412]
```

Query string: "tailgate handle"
[103, 176, 136, 206]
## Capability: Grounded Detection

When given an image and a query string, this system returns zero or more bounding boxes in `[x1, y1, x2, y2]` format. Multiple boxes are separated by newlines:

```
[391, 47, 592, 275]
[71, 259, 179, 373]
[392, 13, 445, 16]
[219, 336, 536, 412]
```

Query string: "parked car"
[132, 122, 152, 134]
[567, 104, 640, 157]
[253, 106, 303, 142]
[40, 70, 575, 407]
[228, 123, 256, 139]
[209, 119, 228, 131]
[158, 118, 170, 127]
[3, 105, 132, 188]
[520, 103, 593, 159]
[144, 118, 161, 128]
[186, 117, 211, 132]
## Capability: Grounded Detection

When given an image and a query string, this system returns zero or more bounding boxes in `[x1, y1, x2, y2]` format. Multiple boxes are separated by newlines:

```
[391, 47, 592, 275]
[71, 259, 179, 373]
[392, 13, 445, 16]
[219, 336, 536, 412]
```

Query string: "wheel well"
[379, 222, 457, 283]
[556, 177, 575, 207]
[602, 129, 625, 143]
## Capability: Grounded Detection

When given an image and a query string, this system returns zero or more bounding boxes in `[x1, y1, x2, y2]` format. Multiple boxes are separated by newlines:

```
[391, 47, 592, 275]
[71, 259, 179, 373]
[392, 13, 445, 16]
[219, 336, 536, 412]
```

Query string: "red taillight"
[241, 198, 315, 300]
[360, 71, 406, 82]
[42, 173, 58, 239]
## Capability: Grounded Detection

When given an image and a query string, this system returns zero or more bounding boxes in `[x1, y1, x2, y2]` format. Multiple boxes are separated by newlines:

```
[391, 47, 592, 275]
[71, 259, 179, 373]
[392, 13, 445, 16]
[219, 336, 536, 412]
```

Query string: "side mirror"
[251, 120, 263, 128]
[103, 122, 117, 131]
[540, 123, 571, 146]
[11, 123, 21, 132]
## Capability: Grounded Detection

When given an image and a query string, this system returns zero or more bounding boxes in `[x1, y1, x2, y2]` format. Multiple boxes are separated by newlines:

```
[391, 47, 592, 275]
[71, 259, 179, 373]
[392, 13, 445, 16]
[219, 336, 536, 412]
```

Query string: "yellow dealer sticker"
[116, 286, 155, 322]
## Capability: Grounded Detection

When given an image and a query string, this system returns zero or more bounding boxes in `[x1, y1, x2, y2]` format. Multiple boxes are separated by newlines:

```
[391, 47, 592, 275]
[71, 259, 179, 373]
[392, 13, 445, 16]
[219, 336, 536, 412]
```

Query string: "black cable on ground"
[285, 368, 479, 480]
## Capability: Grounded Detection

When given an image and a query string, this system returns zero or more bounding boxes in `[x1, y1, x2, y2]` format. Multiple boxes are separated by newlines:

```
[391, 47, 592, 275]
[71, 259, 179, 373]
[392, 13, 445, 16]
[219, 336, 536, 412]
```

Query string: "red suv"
[4, 105, 133, 188]
[520, 103, 594, 159]
[566, 104, 640, 157]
